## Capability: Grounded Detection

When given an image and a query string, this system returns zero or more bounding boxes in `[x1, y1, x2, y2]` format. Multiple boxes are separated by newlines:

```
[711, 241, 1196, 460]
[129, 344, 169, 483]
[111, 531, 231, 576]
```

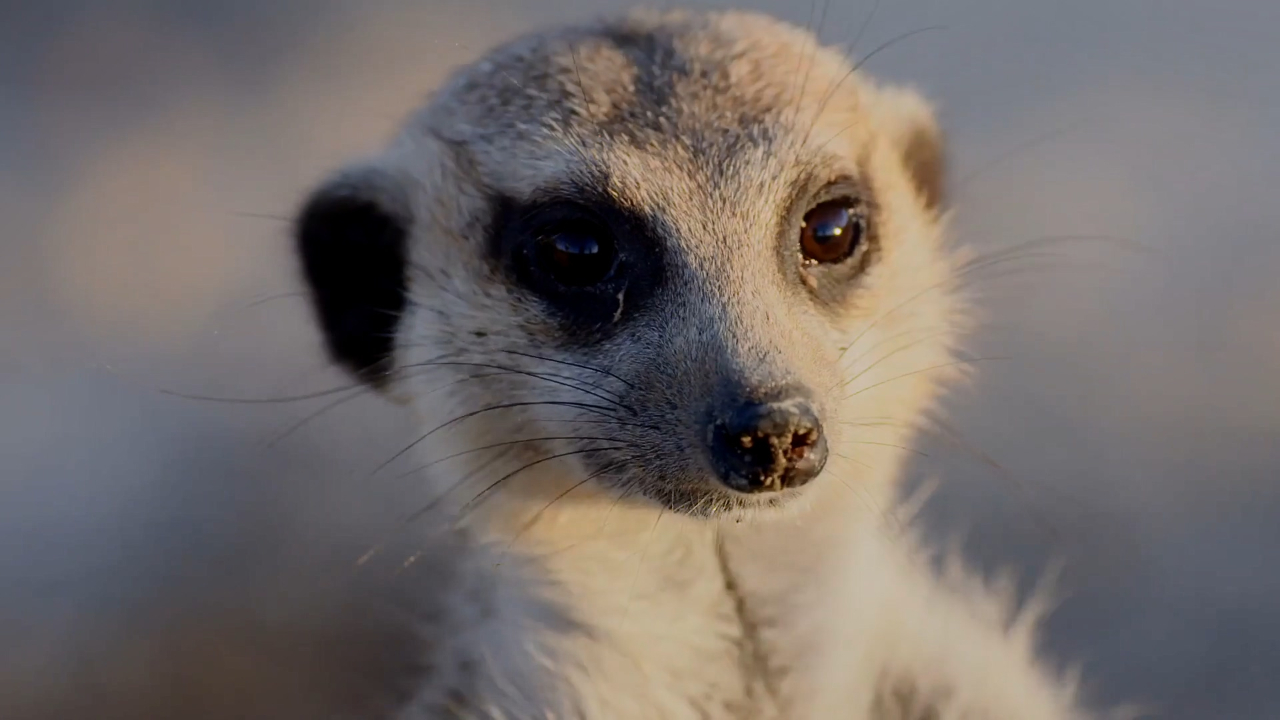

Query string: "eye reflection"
[800, 200, 865, 264]
[533, 222, 617, 286]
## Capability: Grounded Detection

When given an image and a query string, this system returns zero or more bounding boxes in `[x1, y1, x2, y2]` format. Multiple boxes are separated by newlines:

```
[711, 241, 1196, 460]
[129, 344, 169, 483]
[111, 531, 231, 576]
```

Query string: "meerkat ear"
[294, 164, 411, 387]
[874, 85, 947, 212]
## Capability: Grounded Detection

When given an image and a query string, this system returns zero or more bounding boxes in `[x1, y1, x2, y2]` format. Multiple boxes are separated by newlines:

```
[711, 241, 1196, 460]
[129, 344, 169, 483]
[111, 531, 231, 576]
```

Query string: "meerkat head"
[295, 9, 964, 520]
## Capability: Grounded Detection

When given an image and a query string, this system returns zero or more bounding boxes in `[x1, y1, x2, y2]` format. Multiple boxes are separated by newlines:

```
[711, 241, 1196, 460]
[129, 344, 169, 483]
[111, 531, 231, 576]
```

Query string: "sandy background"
[2, 1, 1278, 718]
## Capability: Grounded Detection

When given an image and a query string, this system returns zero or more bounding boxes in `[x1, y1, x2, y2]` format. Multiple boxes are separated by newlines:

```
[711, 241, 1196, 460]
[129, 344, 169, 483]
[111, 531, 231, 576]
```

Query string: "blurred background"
[2, 1, 1278, 718]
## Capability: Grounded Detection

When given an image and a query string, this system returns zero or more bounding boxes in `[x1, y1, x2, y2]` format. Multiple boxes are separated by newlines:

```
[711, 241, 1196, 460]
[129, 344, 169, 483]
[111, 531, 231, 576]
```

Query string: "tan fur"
[296, 8, 1100, 719]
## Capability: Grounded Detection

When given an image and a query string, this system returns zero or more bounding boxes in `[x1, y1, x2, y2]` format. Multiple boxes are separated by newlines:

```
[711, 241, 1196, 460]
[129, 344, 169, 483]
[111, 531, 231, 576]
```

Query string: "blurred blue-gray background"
[2, 1, 1278, 718]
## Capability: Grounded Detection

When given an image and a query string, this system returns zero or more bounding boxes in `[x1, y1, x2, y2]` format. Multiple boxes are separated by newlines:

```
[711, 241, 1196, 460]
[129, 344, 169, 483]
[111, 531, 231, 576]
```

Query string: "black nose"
[707, 397, 828, 493]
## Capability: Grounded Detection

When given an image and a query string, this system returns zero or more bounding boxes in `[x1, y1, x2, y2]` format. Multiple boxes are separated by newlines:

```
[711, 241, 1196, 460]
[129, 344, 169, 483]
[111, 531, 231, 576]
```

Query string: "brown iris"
[799, 200, 865, 264]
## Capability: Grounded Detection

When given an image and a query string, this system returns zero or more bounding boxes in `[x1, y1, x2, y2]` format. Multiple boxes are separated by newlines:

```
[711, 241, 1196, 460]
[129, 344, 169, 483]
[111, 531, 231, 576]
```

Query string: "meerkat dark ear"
[875, 85, 947, 212]
[294, 165, 411, 387]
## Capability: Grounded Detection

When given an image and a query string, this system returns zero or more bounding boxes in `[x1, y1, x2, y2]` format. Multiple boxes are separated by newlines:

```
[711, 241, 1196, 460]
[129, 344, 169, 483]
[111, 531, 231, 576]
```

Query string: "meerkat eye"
[799, 199, 866, 265]
[531, 220, 618, 287]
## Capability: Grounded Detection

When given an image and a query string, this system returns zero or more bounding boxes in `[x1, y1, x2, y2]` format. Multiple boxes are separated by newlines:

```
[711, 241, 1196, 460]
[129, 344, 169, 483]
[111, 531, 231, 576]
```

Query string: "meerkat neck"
[458, 456, 890, 623]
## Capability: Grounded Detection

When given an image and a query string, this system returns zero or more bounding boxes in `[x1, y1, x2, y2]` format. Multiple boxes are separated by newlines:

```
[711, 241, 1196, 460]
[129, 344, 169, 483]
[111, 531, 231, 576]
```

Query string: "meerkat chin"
[293, 8, 1101, 720]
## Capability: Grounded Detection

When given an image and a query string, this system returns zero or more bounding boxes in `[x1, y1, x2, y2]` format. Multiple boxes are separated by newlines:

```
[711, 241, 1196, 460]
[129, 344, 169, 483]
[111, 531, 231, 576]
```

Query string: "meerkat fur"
[293, 8, 1103, 719]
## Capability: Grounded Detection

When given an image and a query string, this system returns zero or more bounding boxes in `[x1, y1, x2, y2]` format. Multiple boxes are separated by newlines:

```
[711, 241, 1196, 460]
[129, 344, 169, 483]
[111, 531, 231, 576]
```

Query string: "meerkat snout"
[707, 395, 828, 494]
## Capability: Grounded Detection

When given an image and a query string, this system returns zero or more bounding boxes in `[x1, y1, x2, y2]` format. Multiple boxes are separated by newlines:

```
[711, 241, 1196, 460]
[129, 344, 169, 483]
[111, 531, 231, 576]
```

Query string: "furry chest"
[535, 527, 796, 720]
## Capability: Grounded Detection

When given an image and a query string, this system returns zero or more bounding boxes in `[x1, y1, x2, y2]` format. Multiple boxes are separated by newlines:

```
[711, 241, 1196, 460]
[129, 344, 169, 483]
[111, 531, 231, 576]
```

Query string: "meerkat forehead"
[411, 9, 883, 204]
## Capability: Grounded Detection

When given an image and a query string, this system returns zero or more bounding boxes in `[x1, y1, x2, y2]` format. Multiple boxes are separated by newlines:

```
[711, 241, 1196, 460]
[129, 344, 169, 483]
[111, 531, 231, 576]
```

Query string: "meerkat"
[293, 8, 1098, 719]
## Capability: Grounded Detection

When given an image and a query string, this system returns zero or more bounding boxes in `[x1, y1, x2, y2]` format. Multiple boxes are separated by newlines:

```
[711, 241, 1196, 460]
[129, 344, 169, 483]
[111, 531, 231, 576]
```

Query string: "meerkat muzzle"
[707, 396, 829, 493]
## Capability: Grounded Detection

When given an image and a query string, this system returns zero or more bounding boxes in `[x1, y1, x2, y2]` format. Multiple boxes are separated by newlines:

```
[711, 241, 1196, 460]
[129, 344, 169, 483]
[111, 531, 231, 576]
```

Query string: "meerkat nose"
[706, 396, 828, 493]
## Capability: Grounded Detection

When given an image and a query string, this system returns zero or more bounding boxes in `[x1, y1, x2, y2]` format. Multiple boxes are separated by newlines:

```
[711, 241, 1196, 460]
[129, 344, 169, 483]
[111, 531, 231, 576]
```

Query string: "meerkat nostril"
[708, 398, 829, 494]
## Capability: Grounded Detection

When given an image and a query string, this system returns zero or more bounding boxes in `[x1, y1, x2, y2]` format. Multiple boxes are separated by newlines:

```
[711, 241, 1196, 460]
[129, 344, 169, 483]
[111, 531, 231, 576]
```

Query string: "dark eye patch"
[529, 216, 619, 288]
[487, 185, 666, 344]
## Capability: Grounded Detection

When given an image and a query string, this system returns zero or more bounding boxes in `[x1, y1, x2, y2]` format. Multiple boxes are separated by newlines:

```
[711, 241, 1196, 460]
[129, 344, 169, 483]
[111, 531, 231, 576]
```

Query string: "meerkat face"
[296, 10, 964, 518]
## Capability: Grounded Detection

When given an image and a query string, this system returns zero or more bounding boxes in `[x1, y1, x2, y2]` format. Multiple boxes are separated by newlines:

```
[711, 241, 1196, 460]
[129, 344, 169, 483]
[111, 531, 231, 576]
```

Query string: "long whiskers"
[532, 484, 635, 561]
[786, 0, 834, 146]
[829, 454, 887, 516]
[394, 360, 634, 413]
[849, 25, 948, 76]
[391, 343, 632, 396]
[263, 347, 642, 448]
[159, 381, 370, 405]
[356, 445, 517, 567]
[835, 234, 1142, 369]
[524, 417, 662, 431]
[263, 369, 514, 448]
[499, 350, 636, 390]
[842, 356, 1010, 401]
[499, 456, 637, 559]
[848, 440, 930, 458]
[263, 385, 369, 448]
[922, 416, 1064, 543]
[799, 23, 947, 155]
[394, 435, 624, 481]
[370, 400, 624, 478]
[156, 350, 461, 404]
[831, 327, 959, 394]
[839, 413, 1066, 541]
[458, 446, 630, 520]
